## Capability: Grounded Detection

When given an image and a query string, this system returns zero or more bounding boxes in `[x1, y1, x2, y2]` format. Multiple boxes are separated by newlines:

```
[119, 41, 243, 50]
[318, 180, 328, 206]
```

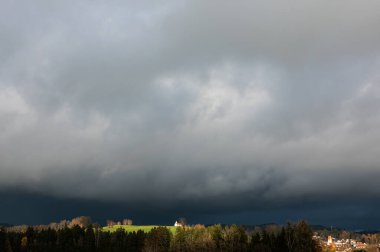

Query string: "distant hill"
[310, 224, 335, 231]
[0, 223, 12, 227]
[354, 229, 380, 234]
[205, 223, 380, 234]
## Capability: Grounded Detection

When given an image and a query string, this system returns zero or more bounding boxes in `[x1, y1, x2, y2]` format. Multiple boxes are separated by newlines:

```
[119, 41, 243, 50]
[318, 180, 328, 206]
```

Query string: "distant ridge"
[0, 223, 12, 227]
[204, 223, 380, 234]
[354, 229, 380, 234]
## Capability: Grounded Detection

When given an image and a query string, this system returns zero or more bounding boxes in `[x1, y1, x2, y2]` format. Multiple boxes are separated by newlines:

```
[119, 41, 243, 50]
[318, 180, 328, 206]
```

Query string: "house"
[174, 220, 183, 227]
[174, 218, 187, 227]
[355, 242, 367, 249]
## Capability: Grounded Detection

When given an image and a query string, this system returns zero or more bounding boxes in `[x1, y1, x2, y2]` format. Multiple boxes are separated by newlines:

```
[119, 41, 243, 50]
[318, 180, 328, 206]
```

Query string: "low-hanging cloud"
[1, 0, 380, 214]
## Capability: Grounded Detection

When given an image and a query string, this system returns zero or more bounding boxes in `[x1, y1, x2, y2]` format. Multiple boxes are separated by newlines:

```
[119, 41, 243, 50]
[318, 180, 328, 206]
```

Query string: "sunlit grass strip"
[102, 225, 177, 234]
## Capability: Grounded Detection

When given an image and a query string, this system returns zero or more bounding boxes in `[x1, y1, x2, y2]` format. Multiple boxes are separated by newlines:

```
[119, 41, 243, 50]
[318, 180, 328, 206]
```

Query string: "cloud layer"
[1, 0, 380, 215]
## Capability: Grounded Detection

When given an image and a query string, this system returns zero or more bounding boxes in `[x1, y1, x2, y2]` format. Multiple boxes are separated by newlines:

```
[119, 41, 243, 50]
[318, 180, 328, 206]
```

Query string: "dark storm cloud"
[1, 0, 380, 223]
[2, 190, 380, 229]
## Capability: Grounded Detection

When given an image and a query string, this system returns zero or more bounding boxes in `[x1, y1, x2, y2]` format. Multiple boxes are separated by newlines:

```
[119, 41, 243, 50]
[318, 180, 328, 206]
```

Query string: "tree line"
[0, 220, 321, 252]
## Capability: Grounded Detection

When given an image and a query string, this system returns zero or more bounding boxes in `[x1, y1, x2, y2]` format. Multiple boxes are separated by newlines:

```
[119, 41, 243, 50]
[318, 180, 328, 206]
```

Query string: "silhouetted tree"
[144, 226, 172, 252]
[221, 225, 248, 252]
[57, 226, 74, 252]
[111, 228, 127, 252]
[1, 219, 323, 252]
[208, 224, 223, 250]
[84, 225, 96, 252]
[0, 228, 12, 252]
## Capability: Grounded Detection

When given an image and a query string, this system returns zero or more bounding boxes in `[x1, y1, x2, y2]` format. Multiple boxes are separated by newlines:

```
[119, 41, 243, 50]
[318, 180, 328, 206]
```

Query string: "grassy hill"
[102, 225, 177, 234]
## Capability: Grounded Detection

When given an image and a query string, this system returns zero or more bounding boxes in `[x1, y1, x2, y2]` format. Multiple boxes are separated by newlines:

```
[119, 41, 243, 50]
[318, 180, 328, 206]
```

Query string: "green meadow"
[102, 225, 177, 234]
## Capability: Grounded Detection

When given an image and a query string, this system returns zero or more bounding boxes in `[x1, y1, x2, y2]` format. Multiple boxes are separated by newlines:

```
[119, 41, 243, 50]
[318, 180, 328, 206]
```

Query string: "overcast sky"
[1, 0, 380, 228]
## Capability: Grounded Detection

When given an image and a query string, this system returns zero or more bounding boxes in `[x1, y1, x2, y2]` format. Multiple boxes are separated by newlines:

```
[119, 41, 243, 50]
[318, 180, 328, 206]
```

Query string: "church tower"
[327, 235, 332, 245]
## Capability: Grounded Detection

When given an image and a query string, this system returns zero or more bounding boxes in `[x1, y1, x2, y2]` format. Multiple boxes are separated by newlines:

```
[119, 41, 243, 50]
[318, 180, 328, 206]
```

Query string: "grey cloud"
[0, 0, 380, 219]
